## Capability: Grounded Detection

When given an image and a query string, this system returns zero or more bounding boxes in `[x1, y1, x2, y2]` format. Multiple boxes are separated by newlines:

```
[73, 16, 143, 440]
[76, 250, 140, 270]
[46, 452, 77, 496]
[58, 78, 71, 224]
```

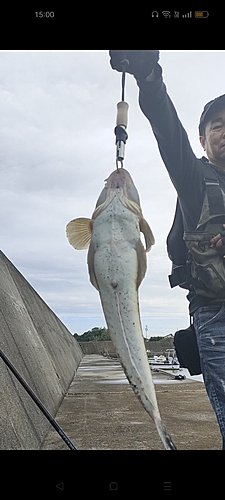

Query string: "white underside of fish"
[89, 197, 176, 450]
[66, 169, 176, 450]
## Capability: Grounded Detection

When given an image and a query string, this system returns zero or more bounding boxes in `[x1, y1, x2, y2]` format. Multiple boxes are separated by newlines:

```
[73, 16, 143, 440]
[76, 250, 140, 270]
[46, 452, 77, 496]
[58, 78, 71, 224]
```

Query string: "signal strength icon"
[182, 11, 192, 17]
[162, 10, 171, 18]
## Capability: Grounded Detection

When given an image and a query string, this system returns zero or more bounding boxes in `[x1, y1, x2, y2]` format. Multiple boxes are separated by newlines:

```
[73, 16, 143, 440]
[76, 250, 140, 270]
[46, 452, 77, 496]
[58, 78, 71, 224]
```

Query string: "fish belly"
[92, 202, 160, 421]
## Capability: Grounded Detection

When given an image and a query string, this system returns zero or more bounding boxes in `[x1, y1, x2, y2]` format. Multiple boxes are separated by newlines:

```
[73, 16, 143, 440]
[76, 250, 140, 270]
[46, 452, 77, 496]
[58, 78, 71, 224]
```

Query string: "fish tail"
[155, 417, 177, 450]
[114, 292, 177, 450]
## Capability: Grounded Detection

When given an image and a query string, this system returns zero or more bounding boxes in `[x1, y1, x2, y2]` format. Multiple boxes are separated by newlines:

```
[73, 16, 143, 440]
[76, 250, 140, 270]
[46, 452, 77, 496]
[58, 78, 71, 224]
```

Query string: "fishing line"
[120, 57, 129, 102]
[0, 347, 77, 450]
[114, 60, 129, 170]
[121, 70, 126, 102]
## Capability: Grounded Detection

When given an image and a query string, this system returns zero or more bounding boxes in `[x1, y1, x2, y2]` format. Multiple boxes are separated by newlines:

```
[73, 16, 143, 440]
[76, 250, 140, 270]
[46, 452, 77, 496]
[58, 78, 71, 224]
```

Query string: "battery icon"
[195, 11, 209, 17]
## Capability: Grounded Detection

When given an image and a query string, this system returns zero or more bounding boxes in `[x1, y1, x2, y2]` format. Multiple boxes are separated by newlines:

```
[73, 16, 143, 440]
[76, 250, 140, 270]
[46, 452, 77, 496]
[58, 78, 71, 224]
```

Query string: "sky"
[1, 50, 225, 337]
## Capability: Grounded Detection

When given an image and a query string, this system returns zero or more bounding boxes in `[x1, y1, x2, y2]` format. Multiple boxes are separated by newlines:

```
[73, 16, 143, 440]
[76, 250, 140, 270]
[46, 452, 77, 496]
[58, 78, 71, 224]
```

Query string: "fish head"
[106, 168, 129, 189]
[66, 167, 154, 253]
[105, 168, 141, 206]
[93, 168, 141, 218]
[66, 168, 141, 250]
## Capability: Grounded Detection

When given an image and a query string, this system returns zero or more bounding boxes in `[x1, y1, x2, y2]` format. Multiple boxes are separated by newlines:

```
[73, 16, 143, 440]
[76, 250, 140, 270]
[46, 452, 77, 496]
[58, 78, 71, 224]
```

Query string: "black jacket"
[137, 66, 225, 313]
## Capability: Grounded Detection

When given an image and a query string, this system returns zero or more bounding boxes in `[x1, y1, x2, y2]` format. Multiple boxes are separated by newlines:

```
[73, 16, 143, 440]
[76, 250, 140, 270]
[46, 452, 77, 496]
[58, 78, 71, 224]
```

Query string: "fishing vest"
[168, 163, 225, 299]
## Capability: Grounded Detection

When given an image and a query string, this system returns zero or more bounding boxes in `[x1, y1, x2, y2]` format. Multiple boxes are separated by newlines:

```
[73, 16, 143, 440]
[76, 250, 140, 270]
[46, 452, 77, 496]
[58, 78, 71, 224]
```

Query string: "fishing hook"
[116, 159, 123, 170]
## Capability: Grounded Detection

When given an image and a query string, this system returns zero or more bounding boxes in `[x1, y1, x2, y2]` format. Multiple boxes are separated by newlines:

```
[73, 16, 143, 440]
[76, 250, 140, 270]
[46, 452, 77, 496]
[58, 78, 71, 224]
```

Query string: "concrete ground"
[41, 354, 221, 451]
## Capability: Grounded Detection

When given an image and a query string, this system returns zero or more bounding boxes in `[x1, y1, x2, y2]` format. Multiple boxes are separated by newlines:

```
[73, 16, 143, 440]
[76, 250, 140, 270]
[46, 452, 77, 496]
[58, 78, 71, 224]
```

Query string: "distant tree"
[147, 335, 174, 341]
[74, 327, 110, 342]
[148, 336, 163, 341]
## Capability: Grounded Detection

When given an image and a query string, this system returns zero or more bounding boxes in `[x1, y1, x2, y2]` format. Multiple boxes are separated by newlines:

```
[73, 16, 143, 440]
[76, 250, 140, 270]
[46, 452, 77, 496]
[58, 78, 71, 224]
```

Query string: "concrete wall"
[0, 250, 83, 450]
[80, 338, 175, 356]
[80, 341, 117, 356]
[145, 338, 175, 354]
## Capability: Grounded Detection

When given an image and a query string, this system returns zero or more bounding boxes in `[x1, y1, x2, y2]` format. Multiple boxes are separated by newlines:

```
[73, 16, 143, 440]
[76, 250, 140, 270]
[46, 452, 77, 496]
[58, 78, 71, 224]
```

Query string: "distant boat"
[148, 352, 180, 371]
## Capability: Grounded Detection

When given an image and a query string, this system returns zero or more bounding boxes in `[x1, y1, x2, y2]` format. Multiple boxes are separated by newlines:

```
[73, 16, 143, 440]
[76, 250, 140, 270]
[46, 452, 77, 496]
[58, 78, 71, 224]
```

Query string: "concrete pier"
[41, 354, 221, 450]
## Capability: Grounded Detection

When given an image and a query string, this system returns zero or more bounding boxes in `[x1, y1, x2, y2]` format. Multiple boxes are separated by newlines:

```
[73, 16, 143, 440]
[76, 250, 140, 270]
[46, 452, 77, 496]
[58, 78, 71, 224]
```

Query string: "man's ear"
[199, 135, 206, 150]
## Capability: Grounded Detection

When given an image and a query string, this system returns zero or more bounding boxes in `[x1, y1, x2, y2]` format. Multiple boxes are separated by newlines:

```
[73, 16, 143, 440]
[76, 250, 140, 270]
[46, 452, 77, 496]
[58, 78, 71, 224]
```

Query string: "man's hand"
[109, 50, 159, 80]
[210, 224, 225, 248]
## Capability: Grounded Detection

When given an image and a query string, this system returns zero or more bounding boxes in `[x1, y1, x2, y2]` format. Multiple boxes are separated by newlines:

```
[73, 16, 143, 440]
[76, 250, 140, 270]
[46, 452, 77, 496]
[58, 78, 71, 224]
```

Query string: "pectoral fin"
[140, 217, 155, 252]
[136, 239, 147, 289]
[66, 217, 92, 250]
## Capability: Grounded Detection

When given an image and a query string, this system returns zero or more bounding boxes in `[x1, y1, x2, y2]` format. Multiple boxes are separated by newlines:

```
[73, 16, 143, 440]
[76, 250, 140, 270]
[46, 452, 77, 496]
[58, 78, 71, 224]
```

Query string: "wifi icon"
[162, 10, 171, 17]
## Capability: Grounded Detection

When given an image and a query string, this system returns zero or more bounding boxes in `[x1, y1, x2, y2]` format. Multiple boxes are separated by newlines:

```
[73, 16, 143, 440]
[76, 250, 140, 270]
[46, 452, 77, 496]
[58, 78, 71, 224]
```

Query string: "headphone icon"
[152, 11, 159, 17]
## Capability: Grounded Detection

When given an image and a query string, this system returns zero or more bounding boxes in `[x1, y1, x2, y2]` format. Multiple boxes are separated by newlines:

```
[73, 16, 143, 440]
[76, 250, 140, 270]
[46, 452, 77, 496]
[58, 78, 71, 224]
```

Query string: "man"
[109, 50, 225, 449]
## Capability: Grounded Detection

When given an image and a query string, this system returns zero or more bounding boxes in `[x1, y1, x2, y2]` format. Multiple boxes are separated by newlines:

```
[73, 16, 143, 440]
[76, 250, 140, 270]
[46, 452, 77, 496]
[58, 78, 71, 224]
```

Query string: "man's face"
[200, 108, 225, 169]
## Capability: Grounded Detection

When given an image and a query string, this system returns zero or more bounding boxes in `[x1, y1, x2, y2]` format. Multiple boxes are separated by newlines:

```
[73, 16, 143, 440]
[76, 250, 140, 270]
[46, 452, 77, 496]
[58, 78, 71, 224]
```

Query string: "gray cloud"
[1, 50, 225, 335]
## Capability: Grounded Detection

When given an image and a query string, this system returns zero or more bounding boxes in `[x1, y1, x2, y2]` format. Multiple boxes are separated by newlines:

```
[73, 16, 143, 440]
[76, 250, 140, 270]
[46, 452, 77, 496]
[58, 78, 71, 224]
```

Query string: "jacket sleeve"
[137, 65, 200, 196]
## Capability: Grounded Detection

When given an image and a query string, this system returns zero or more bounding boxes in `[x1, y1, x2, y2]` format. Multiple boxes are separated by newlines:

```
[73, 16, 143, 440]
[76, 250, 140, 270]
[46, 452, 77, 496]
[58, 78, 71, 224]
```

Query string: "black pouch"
[174, 324, 202, 376]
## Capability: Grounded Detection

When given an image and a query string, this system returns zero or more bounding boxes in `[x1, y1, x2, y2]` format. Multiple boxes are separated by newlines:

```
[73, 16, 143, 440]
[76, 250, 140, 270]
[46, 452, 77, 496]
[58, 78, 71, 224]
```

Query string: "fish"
[66, 168, 176, 450]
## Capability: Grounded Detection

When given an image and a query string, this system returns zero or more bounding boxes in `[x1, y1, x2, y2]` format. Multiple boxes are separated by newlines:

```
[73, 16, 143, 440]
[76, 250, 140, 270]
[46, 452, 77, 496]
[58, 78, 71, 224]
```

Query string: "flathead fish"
[66, 168, 176, 450]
